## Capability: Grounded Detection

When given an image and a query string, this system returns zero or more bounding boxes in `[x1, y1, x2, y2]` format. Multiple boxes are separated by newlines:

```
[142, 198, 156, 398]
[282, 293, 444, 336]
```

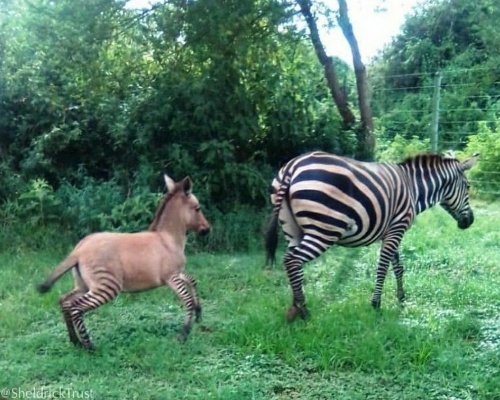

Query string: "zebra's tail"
[264, 175, 291, 267]
[265, 211, 279, 267]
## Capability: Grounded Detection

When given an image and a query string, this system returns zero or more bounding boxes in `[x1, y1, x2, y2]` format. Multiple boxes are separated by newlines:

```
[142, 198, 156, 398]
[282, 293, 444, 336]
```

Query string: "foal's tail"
[36, 254, 79, 293]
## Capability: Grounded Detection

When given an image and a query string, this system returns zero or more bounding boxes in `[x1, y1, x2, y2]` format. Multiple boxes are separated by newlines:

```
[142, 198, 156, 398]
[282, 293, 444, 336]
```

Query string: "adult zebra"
[265, 151, 478, 322]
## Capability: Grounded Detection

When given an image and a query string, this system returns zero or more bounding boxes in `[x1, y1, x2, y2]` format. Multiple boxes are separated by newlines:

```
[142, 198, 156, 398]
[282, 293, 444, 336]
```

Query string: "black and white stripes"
[265, 151, 478, 321]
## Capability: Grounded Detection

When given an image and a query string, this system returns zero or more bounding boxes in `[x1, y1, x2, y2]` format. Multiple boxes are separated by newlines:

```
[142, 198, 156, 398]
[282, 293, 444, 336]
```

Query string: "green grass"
[1, 201, 500, 399]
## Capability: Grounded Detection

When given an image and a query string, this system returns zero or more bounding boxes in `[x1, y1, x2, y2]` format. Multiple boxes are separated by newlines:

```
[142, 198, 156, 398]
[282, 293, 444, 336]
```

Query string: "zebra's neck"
[398, 157, 451, 215]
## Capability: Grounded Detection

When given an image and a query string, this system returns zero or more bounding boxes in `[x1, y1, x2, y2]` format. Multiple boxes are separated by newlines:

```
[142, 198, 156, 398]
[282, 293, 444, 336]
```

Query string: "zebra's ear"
[164, 174, 176, 194]
[442, 150, 456, 159]
[181, 176, 193, 196]
[461, 153, 479, 171]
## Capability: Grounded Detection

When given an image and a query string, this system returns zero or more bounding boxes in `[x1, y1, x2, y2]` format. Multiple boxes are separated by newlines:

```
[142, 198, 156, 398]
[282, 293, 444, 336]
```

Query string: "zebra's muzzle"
[457, 212, 474, 229]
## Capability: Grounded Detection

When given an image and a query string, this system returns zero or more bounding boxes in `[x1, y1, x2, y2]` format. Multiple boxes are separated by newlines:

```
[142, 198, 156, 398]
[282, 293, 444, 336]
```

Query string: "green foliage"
[371, 0, 500, 148]
[14, 179, 61, 226]
[57, 177, 161, 237]
[376, 134, 431, 162]
[202, 206, 268, 253]
[464, 121, 500, 199]
[0, 0, 356, 235]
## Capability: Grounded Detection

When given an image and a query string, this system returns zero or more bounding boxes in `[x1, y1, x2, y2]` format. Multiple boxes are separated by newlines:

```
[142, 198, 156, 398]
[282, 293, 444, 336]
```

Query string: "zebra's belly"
[337, 234, 381, 248]
[297, 217, 386, 248]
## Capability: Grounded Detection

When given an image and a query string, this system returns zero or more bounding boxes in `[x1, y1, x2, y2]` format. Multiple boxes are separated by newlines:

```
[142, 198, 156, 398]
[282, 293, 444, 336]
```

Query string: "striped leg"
[391, 251, 405, 304]
[284, 235, 330, 322]
[167, 275, 196, 342]
[69, 289, 118, 351]
[59, 289, 85, 346]
[371, 236, 401, 309]
[179, 273, 202, 322]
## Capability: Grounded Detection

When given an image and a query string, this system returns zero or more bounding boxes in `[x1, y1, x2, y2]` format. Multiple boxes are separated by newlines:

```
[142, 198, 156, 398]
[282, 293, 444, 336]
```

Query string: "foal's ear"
[182, 176, 193, 196]
[164, 174, 176, 194]
[461, 153, 479, 171]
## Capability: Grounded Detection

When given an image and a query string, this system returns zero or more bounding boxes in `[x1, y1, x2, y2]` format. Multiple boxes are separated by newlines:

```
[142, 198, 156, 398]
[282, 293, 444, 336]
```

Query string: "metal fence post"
[430, 72, 442, 152]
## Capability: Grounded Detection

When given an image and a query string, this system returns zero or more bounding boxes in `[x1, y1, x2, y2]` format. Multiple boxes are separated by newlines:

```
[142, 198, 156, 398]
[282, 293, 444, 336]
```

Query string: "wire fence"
[371, 67, 500, 198]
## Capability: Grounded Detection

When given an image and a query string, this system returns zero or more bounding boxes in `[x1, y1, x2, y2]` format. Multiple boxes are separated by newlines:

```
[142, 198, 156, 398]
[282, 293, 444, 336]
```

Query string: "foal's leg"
[179, 273, 201, 322]
[391, 250, 405, 304]
[166, 275, 196, 342]
[69, 288, 119, 351]
[59, 289, 84, 346]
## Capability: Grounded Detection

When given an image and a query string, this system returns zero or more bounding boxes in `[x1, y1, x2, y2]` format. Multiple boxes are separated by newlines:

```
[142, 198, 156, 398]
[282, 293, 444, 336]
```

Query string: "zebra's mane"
[398, 153, 457, 166]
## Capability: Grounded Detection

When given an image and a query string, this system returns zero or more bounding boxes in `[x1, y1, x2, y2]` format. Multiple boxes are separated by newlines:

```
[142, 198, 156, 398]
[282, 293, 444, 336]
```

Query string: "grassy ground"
[1, 201, 500, 399]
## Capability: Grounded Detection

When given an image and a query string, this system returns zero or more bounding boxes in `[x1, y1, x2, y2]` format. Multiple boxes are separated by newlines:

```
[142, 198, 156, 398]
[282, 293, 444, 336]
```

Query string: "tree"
[295, 0, 374, 160]
[336, 0, 374, 160]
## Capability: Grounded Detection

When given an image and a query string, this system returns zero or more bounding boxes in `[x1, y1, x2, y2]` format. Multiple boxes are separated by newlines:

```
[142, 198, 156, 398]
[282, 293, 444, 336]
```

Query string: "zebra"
[265, 151, 479, 322]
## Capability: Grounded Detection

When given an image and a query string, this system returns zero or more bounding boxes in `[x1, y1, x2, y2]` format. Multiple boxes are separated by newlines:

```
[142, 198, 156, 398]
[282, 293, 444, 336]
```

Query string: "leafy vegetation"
[1, 202, 499, 399]
[1, 1, 499, 396]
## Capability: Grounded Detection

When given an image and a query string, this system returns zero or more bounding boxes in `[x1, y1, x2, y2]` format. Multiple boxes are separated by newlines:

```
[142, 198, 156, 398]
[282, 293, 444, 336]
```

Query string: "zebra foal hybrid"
[37, 174, 210, 351]
[265, 151, 478, 322]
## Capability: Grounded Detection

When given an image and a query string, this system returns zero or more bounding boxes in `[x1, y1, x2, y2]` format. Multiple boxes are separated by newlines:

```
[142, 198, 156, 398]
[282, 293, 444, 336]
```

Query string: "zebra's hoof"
[286, 304, 309, 322]
[298, 306, 310, 320]
[70, 338, 83, 347]
[83, 343, 95, 352]
[286, 305, 299, 323]
[177, 325, 191, 342]
[195, 306, 202, 323]
[371, 299, 381, 310]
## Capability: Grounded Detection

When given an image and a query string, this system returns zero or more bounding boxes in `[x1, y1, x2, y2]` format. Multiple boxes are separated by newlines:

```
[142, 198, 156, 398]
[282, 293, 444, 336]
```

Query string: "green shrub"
[376, 134, 431, 162]
[464, 121, 500, 199]
[200, 205, 268, 253]
[15, 178, 62, 226]
[56, 177, 126, 237]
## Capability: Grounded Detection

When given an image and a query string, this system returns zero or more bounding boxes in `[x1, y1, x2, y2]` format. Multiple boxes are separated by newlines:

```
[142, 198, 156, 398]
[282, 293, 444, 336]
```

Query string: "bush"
[56, 177, 163, 237]
[197, 205, 268, 253]
[464, 121, 500, 199]
[0, 173, 265, 254]
[376, 134, 431, 162]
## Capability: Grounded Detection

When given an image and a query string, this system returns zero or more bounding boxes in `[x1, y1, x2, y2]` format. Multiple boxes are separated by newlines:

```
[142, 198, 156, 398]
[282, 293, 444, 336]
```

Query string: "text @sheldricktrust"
[1, 387, 94, 399]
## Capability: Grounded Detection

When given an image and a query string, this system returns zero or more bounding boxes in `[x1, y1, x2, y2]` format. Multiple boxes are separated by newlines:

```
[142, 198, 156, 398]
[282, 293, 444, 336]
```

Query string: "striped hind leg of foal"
[59, 289, 85, 346]
[284, 234, 333, 322]
[391, 250, 406, 305]
[179, 273, 202, 322]
[68, 288, 119, 351]
[371, 235, 402, 309]
[166, 275, 197, 342]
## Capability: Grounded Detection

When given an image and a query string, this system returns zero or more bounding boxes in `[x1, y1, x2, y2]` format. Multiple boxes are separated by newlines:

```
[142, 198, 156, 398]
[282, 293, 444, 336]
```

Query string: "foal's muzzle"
[198, 227, 211, 236]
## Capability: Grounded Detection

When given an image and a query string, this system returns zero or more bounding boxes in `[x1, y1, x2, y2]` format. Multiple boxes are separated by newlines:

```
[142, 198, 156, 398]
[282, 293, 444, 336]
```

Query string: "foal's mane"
[148, 191, 174, 232]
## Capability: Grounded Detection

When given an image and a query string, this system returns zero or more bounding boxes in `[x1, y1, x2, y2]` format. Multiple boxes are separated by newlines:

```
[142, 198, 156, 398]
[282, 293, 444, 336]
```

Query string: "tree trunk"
[296, 0, 356, 127]
[336, 0, 375, 160]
